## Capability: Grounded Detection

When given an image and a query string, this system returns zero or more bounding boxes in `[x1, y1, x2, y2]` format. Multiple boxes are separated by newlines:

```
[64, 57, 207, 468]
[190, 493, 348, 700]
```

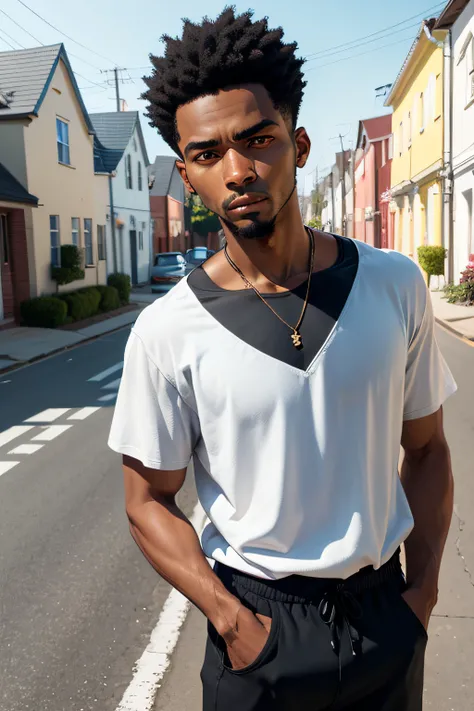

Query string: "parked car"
[184, 247, 214, 274]
[150, 252, 186, 292]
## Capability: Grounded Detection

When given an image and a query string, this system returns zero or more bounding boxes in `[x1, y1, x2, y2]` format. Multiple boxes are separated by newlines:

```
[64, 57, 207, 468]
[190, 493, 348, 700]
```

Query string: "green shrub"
[51, 245, 85, 286]
[444, 281, 474, 305]
[61, 287, 101, 321]
[96, 285, 120, 312]
[21, 296, 67, 328]
[107, 273, 131, 304]
[417, 246, 447, 287]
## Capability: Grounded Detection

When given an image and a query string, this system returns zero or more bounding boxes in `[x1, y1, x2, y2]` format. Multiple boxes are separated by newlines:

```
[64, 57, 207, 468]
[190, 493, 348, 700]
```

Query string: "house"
[148, 155, 187, 255]
[0, 162, 38, 323]
[0, 44, 110, 303]
[320, 152, 353, 236]
[385, 21, 448, 261]
[90, 112, 151, 284]
[436, 0, 474, 282]
[353, 115, 393, 248]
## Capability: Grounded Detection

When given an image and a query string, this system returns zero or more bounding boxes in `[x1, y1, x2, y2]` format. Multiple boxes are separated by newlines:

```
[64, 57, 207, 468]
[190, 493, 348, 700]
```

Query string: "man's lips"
[227, 195, 268, 212]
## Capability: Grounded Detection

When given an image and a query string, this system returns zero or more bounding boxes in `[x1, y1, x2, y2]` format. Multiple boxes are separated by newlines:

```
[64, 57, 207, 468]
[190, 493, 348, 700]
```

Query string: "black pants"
[201, 552, 427, 710]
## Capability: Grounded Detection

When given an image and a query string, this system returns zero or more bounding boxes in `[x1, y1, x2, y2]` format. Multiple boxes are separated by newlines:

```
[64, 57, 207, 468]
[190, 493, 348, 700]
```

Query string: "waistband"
[216, 550, 403, 604]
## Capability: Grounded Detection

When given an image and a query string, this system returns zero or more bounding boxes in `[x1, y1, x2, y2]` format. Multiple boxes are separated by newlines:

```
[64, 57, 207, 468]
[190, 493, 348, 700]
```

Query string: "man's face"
[175, 84, 310, 240]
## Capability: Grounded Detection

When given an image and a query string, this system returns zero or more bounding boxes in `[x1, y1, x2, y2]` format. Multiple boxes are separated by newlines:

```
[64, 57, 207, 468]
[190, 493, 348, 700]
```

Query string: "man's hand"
[402, 586, 435, 631]
[222, 606, 272, 671]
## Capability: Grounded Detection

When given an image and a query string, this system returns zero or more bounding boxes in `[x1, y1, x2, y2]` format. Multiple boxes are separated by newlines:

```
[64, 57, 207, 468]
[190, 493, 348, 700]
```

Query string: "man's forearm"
[127, 498, 241, 636]
[401, 439, 454, 606]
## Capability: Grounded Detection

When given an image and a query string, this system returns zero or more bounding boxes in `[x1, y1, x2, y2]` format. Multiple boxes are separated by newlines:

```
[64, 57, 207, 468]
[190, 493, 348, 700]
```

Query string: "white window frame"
[97, 225, 106, 261]
[84, 218, 93, 266]
[138, 161, 143, 191]
[388, 134, 394, 160]
[71, 217, 80, 247]
[56, 118, 70, 165]
[125, 154, 133, 189]
[398, 121, 403, 156]
[420, 91, 426, 133]
[138, 230, 144, 250]
[50, 215, 60, 266]
[468, 39, 474, 103]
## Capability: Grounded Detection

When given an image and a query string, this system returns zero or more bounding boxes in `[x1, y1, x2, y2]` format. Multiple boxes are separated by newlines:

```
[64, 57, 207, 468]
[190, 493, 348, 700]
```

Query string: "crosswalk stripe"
[0, 461, 20, 477]
[98, 393, 117, 403]
[88, 362, 123, 383]
[24, 408, 70, 423]
[0, 425, 34, 449]
[68, 407, 101, 421]
[31, 425, 73, 442]
[101, 378, 121, 391]
[8, 444, 44, 455]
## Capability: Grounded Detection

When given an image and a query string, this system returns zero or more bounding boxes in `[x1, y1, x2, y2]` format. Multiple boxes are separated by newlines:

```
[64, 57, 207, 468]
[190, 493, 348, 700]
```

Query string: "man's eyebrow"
[183, 119, 278, 158]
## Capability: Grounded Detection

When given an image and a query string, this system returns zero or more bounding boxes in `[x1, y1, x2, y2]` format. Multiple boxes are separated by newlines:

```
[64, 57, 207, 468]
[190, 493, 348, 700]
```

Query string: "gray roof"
[90, 112, 150, 172]
[0, 162, 38, 205]
[0, 44, 93, 132]
[149, 156, 178, 197]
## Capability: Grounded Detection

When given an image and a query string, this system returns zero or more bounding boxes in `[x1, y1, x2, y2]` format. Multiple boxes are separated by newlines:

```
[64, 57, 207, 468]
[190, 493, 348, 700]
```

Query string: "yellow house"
[385, 20, 448, 261]
[0, 44, 109, 304]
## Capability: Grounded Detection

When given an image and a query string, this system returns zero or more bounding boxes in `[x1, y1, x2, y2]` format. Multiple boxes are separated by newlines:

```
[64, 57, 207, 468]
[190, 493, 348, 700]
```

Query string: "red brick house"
[0, 163, 38, 324]
[148, 156, 189, 255]
[353, 115, 393, 249]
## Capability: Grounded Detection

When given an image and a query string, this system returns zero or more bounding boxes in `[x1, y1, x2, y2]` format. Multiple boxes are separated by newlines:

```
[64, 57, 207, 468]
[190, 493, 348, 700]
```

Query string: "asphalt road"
[1, 322, 473, 711]
[0, 326, 197, 711]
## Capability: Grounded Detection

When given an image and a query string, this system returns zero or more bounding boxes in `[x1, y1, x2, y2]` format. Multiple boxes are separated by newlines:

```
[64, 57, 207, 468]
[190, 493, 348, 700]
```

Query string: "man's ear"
[176, 160, 195, 193]
[294, 127, 311, 169]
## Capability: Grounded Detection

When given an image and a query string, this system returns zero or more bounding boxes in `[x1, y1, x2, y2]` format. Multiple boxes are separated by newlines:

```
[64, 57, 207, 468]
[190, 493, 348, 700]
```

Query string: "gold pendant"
[291, 331, 303, 349]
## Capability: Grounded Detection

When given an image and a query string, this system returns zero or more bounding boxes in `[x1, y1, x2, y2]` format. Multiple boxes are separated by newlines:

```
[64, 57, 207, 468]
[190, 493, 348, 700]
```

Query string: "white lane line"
[98, 393, 117, 403]
[31, 425, 73, 442]
[8, 443, 44, 455]
[88, 362, 123, 383]
[115, 503, 206, 711]
[68, 407, 101, 421]
[0, 461, 20, 477]
[0, 425, 34, 449]
[101, 378, 121, 391]
[24, 408, 70, 423]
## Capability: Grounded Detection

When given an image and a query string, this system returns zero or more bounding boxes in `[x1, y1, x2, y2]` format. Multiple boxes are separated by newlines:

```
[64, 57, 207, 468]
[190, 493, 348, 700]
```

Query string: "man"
[109, 8, 456, 710]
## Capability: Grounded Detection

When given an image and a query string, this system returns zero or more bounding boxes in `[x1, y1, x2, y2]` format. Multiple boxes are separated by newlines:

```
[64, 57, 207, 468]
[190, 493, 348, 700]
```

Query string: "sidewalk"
[0, 306, 144, 373]
[431, 289, 474, 340]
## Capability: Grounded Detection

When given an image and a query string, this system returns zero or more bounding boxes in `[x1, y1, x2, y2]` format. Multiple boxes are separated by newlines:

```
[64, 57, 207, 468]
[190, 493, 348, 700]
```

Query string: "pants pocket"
[398, 591, 428, 642]
[217, 599, 281, 676]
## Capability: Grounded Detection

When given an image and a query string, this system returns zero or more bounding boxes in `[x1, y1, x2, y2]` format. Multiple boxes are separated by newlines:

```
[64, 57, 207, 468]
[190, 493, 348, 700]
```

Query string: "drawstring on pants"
[318, 583, 363, 682]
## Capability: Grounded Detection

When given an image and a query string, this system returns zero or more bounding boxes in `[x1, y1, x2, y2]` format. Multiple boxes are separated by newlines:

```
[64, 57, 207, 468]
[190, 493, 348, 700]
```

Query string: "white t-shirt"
[109, 242, 457, 580]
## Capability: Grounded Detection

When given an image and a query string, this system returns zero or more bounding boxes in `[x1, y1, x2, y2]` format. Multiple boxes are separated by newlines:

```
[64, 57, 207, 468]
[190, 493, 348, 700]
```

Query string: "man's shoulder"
[132, 279, 194, 348]
[357, 241, 425, 291]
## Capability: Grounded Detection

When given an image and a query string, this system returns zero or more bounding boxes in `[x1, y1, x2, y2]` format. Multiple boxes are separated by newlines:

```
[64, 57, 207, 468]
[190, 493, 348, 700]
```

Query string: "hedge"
[107, 273, 131, 304]
[21, 284, 122, 328]
[21, 296, 68, 328]
[51, 245, 85, 286]
[417, 246, 446, 287]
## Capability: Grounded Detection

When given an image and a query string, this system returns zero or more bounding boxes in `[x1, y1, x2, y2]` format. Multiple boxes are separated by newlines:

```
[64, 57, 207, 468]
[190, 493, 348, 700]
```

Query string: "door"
[129, 230, 138, 285]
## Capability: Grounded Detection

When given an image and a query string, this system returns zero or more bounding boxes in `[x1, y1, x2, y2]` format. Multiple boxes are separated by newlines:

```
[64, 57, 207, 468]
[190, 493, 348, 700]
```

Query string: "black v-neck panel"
[187, 235, 359, 371]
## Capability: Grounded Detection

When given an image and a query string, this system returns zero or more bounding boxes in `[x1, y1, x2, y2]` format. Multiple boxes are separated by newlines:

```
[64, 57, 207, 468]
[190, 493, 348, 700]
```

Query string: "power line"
[304, 2, 445, 60]
[14, 0, 118, 65]
[0, 7, 44, 44]
[0, 26, 25, 49]
[0, 33, 16, 51]
[306, 33, 417, 72]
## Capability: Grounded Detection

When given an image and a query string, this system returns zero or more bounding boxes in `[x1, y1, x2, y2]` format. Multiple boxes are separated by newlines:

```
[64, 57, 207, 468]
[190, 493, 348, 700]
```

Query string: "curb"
[435, 316, 474, 342]
[0, 312, 143, 376]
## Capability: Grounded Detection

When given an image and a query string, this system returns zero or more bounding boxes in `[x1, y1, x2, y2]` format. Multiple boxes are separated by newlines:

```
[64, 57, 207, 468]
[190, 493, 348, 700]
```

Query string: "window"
[138, 161, 143, 191]
[381, 139, 386, 166]
[407, 112, 412, 148]
[0, 214, 9, 264]
[388, 134, 393, 160]
[50, 215, 60, 266]
[97, 225, 106, 261]
[71, 217, 80, 246]
[155, 254, 185, 267]
[56, 118, 70, 165]
[133, 137, 138, 152]
[467, 39, 474, 102]
[420, 92, 425, 132]
[138, 231, 143, 250]
[125, 154, 133, 189]
[84, 219, 93, 265]
[398, 122, 403, 156]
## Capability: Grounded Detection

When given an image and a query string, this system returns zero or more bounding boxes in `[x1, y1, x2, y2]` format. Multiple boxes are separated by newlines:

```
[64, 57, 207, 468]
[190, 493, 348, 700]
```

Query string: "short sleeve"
[108, 331, 200, 469]
[403, 284, 457, 421]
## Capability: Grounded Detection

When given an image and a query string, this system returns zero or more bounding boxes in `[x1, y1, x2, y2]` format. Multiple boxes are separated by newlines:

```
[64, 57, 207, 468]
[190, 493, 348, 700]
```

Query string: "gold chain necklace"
[223, 227, 315, 349]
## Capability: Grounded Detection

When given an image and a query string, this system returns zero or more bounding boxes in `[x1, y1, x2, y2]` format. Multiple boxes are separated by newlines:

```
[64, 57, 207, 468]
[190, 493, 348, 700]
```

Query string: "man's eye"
[196, 151, 217, 162]
[250, 136, 273, 147]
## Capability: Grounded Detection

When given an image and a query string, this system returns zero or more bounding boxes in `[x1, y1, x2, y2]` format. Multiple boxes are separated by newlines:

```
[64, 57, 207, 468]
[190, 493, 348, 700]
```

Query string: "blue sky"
[1, 0, 447, 194]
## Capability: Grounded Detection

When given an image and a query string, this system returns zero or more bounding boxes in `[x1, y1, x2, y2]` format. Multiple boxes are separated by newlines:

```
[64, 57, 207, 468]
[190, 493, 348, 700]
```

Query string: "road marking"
[115, 503, 206, 711]
[31, 425, 73, 441]
[98, 393, 117, 402]
[24, 408, 70, 423]
[0, 425, 34, 449]
[101, 378, 121, 391]
[0, 461, 20, 477]
[8, 443, 44, 455]
[68, 407, 101, 421]
[88, 362, 123, 382]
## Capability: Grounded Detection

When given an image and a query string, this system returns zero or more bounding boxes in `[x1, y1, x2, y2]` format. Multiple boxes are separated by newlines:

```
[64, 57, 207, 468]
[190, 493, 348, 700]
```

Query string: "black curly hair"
[143, 6, 306, 156]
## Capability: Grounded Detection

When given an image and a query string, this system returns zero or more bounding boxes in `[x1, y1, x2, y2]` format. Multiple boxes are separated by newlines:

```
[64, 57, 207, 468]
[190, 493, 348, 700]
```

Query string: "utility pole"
[339, 134, 347, 237]
[100, 68, 130, 111]
[114, 68, 120, 112]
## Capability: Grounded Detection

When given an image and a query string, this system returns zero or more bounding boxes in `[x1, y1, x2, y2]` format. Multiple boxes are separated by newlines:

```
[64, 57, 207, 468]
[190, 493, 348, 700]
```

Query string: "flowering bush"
[460, 254, 474, 284]
[444, 254, 474, 304]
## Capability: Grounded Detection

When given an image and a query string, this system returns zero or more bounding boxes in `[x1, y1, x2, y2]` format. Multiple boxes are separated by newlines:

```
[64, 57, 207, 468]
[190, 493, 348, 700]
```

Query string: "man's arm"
[400, 406, 454, 627]
[123, 455, 271, 669]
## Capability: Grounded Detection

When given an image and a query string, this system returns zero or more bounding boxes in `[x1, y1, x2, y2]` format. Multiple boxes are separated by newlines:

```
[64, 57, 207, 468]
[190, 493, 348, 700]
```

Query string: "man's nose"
[223, 149, 257, 191]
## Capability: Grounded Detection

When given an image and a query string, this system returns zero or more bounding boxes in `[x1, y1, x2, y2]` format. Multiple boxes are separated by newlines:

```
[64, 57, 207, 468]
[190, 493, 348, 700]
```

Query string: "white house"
[437, 0, 474, 282]
[91, 112, 151, 284]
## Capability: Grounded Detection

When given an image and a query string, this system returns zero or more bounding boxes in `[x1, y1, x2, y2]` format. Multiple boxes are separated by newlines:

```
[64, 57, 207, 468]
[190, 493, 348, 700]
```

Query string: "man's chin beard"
[220, 215, 277, 241]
